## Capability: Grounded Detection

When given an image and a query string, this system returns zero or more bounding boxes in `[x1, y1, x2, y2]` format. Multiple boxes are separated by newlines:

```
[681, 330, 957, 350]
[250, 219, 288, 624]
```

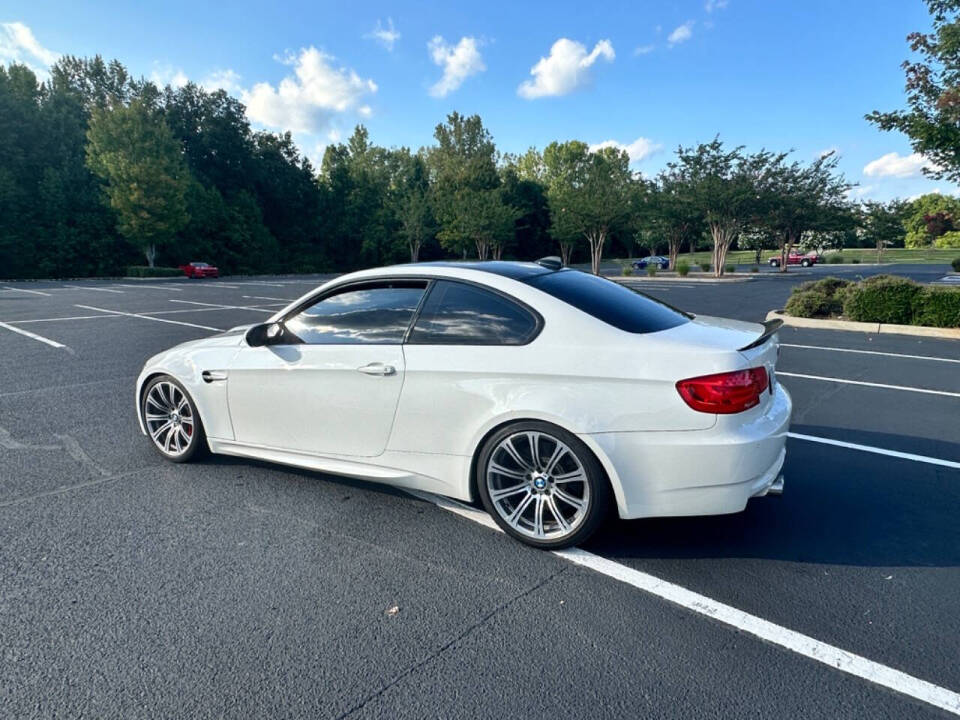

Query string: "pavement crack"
[54, 433, 111, 477]
[334, 565, 569, 720]
[0, 426, 59, 451]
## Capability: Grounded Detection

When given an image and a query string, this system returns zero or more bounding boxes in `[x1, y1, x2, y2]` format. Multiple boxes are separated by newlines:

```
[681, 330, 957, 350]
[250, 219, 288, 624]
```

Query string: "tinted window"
[523, 270, 689, 334]
[408, 280, 538, 345]
[285, 282, 426, 344]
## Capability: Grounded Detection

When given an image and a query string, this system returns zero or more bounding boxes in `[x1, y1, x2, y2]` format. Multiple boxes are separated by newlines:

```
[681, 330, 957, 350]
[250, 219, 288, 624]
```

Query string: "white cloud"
[150, 63, 189, 89]
[668, 22, 694, 46]
[847, 185, 874, 200]
[201, 69, 243, 94]
[0, 22, 59, 76]
[427, 36, 485, 97]
[589, 137, 662, 164]
[517, 38, 615, 99]
[705, 0, 729, 12]
[863, 151, 937, 178]
[634, 44, 655, 56]
[242, 46, 377, 133]
[366, 18, 400, 51]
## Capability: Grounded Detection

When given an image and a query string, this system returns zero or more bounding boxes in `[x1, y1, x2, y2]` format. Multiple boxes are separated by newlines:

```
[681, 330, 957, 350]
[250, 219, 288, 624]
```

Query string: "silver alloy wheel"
[486, 431, 590, 541]
[144, 381, 195, 457]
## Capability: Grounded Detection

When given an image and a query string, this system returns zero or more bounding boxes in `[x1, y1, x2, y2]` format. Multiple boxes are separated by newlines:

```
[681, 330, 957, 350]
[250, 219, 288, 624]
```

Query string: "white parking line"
[2, 286, 51, 296]
[168, 299, 281, 312]
[409, 490, 960, 716]
[776, 371, 960, 398]
[196, 282, 241, 289]
[243, 295, 296, 302]
[74, 304, 223, 331]
[0, 321, 68, 348]
[781, 343, 960, 364]
[241, 281, 287, 287]
[114, 284, 183, 292]
[63, 285, 124, 293]
[788, 432, 960, 470]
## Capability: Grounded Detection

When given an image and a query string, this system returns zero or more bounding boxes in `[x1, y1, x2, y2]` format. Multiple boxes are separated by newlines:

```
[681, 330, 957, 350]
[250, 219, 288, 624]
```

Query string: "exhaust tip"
[767, 474, 784, 496]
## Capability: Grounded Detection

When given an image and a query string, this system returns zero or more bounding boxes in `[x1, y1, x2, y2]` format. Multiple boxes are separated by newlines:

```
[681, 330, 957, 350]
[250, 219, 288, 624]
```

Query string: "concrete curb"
[766, 310, 960, 340]
[614, 275, 756, 284]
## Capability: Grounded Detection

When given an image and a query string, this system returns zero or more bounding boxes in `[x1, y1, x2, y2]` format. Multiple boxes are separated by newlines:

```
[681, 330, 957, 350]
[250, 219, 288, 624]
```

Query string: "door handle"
[202, 370, 228, 383]
[357, 363, 396, 376]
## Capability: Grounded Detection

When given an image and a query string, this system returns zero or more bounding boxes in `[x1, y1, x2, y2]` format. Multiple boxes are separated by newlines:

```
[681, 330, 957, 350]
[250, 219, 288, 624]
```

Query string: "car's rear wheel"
[801, 259, 811, 267]
[142, 375, 206, 462]
[769, 258, 779, 267]
[477, 421, 610, 549]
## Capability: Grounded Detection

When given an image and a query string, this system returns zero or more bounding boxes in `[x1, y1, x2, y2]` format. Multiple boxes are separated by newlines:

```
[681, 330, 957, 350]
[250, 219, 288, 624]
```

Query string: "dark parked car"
[632, 256, 670, 271]
[180, 262, 219, 278]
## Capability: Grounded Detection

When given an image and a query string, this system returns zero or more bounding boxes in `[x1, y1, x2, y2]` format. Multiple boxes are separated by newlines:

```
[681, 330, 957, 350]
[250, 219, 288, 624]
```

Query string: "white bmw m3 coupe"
[136, 259, 791, 548]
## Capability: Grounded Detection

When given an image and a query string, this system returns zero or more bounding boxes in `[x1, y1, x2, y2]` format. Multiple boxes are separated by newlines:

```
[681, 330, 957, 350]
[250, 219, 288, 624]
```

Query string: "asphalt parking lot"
[1, 265, 958, 718]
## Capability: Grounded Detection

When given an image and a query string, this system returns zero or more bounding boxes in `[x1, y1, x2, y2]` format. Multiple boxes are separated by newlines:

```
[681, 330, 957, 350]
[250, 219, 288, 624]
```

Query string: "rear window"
[523, 270, 690, 334]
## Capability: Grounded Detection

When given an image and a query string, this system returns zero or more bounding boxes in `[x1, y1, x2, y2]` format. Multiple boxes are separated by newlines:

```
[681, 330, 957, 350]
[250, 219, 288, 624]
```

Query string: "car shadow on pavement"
[587, 425, 960, 568]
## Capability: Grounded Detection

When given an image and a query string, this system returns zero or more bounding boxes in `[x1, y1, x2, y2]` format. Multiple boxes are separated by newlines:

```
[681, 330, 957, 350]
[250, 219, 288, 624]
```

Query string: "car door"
[389, 279, 542, 456]
[226, 280, 427, 458]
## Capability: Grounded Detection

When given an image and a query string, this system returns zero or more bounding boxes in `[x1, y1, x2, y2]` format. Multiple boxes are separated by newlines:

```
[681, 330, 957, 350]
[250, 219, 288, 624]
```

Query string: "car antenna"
[535, 256, 563, 270]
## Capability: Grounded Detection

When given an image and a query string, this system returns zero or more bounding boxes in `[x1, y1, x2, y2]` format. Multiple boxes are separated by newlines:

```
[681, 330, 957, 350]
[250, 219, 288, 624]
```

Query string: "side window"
[285, 282, 426, 344]
[408, 280, 539, 345]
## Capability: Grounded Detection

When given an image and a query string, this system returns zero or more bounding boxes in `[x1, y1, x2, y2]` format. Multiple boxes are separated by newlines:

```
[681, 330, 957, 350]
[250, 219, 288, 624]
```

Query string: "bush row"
[784, 275, 960, 328]
[125, 266, 183, 278]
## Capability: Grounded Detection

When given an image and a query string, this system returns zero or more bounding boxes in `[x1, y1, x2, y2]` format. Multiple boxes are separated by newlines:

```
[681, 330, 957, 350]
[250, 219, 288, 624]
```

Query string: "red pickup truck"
[768, 252, 818, 268]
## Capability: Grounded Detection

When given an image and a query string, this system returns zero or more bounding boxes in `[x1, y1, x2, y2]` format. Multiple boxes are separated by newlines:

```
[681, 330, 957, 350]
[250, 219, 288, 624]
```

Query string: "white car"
[136, 259, 791, 549]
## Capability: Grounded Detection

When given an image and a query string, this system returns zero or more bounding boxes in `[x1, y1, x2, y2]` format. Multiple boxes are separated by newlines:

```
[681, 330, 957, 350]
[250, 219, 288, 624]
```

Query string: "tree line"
[0, 53, 950, 281]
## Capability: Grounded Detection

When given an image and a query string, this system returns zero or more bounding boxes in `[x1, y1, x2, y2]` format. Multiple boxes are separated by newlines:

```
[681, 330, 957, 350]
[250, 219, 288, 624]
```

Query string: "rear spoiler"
[739, 318, 783, 351]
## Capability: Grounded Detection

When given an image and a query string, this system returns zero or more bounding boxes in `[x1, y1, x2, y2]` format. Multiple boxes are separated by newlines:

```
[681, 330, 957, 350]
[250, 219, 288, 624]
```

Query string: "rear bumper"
[586, 384, 792, 519]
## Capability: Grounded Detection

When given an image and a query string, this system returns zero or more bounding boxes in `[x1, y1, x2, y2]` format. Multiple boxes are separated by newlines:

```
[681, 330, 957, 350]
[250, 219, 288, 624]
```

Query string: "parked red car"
[768, 252, 818, 268]
[179, 262, 219, 278]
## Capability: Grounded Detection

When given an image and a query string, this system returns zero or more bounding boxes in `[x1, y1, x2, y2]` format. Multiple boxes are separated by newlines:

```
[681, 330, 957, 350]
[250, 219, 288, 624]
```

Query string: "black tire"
[801, 259, 811, 267]
[141, 375, 207, 463]
[476, 420, 611, 549]
[769, 258, 779, 267]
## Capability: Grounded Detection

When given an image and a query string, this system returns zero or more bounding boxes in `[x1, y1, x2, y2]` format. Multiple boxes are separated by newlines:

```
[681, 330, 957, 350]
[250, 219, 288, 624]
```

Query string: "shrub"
[125, 266, 182, 278]
[851, 258, 861, 264]
[699, 262, 711, 272]
[934, 230, 960, 248]
[676, 260, 690, 277]
[913, 287, 960, 327]
[646, 265, 657, 277]
[785, 290, 833, 317]
[796, 276, 851, 297]
[952, 257, 960, 272]
[842, 275, 921, 324]
[827, 254, 844, 264]
[750, 266, 759, 273]
[724, 264, 736, 274]
[622, 264, 633, 276]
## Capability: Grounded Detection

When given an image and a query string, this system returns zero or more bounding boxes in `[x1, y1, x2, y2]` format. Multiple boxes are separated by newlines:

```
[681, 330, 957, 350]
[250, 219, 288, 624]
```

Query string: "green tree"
[759, 151, 851, 272]
[392, 150, 435, 262]
[648, 173, 703, 269]
[86, 100, 191, 266]
[867, 0, 960, 182]
[860, 200, 908, 261]
[903, 192, 960, 247]
[669, 139, 783, 276]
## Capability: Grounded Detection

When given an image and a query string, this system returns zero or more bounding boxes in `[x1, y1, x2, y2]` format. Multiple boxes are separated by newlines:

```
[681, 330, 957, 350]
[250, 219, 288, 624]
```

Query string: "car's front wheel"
[801, 259, 811, 267]
[142, 375, 206, 462]
[769, 258, 779, 267]
[477, 421, 610, 549]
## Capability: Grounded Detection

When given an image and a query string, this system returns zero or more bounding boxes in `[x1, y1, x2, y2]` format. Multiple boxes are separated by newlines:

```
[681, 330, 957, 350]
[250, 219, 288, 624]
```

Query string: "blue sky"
[2, 0, 955, 201]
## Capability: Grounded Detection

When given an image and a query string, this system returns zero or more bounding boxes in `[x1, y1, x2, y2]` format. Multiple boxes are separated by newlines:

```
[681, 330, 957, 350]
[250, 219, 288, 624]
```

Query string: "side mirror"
[245, 321, 285, 347]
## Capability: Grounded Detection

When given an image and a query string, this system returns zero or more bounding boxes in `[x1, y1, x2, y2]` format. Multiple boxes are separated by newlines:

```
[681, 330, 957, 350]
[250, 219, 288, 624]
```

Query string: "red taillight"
[676, 367, 769, 414]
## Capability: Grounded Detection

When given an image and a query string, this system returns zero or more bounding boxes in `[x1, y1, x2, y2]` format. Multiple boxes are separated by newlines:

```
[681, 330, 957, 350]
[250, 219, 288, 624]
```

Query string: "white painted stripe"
[0, 320, 67, 348]
[114, 283, 183, 292]
[197, 282, 240, 289]
[63, 284, 124, 293]
[241, 281, 286, 287]
[2, 286, 51, 296]
[776, 371, 960, 398]
[782, 343, 960, 364]
[168, 299, 279, 313]
[408, 490, 960, 716]
[74, 304, 222, 331]
[787, 432, 960, 470]
[12, 314, 122, 323]
[243, 295, 295, 302]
